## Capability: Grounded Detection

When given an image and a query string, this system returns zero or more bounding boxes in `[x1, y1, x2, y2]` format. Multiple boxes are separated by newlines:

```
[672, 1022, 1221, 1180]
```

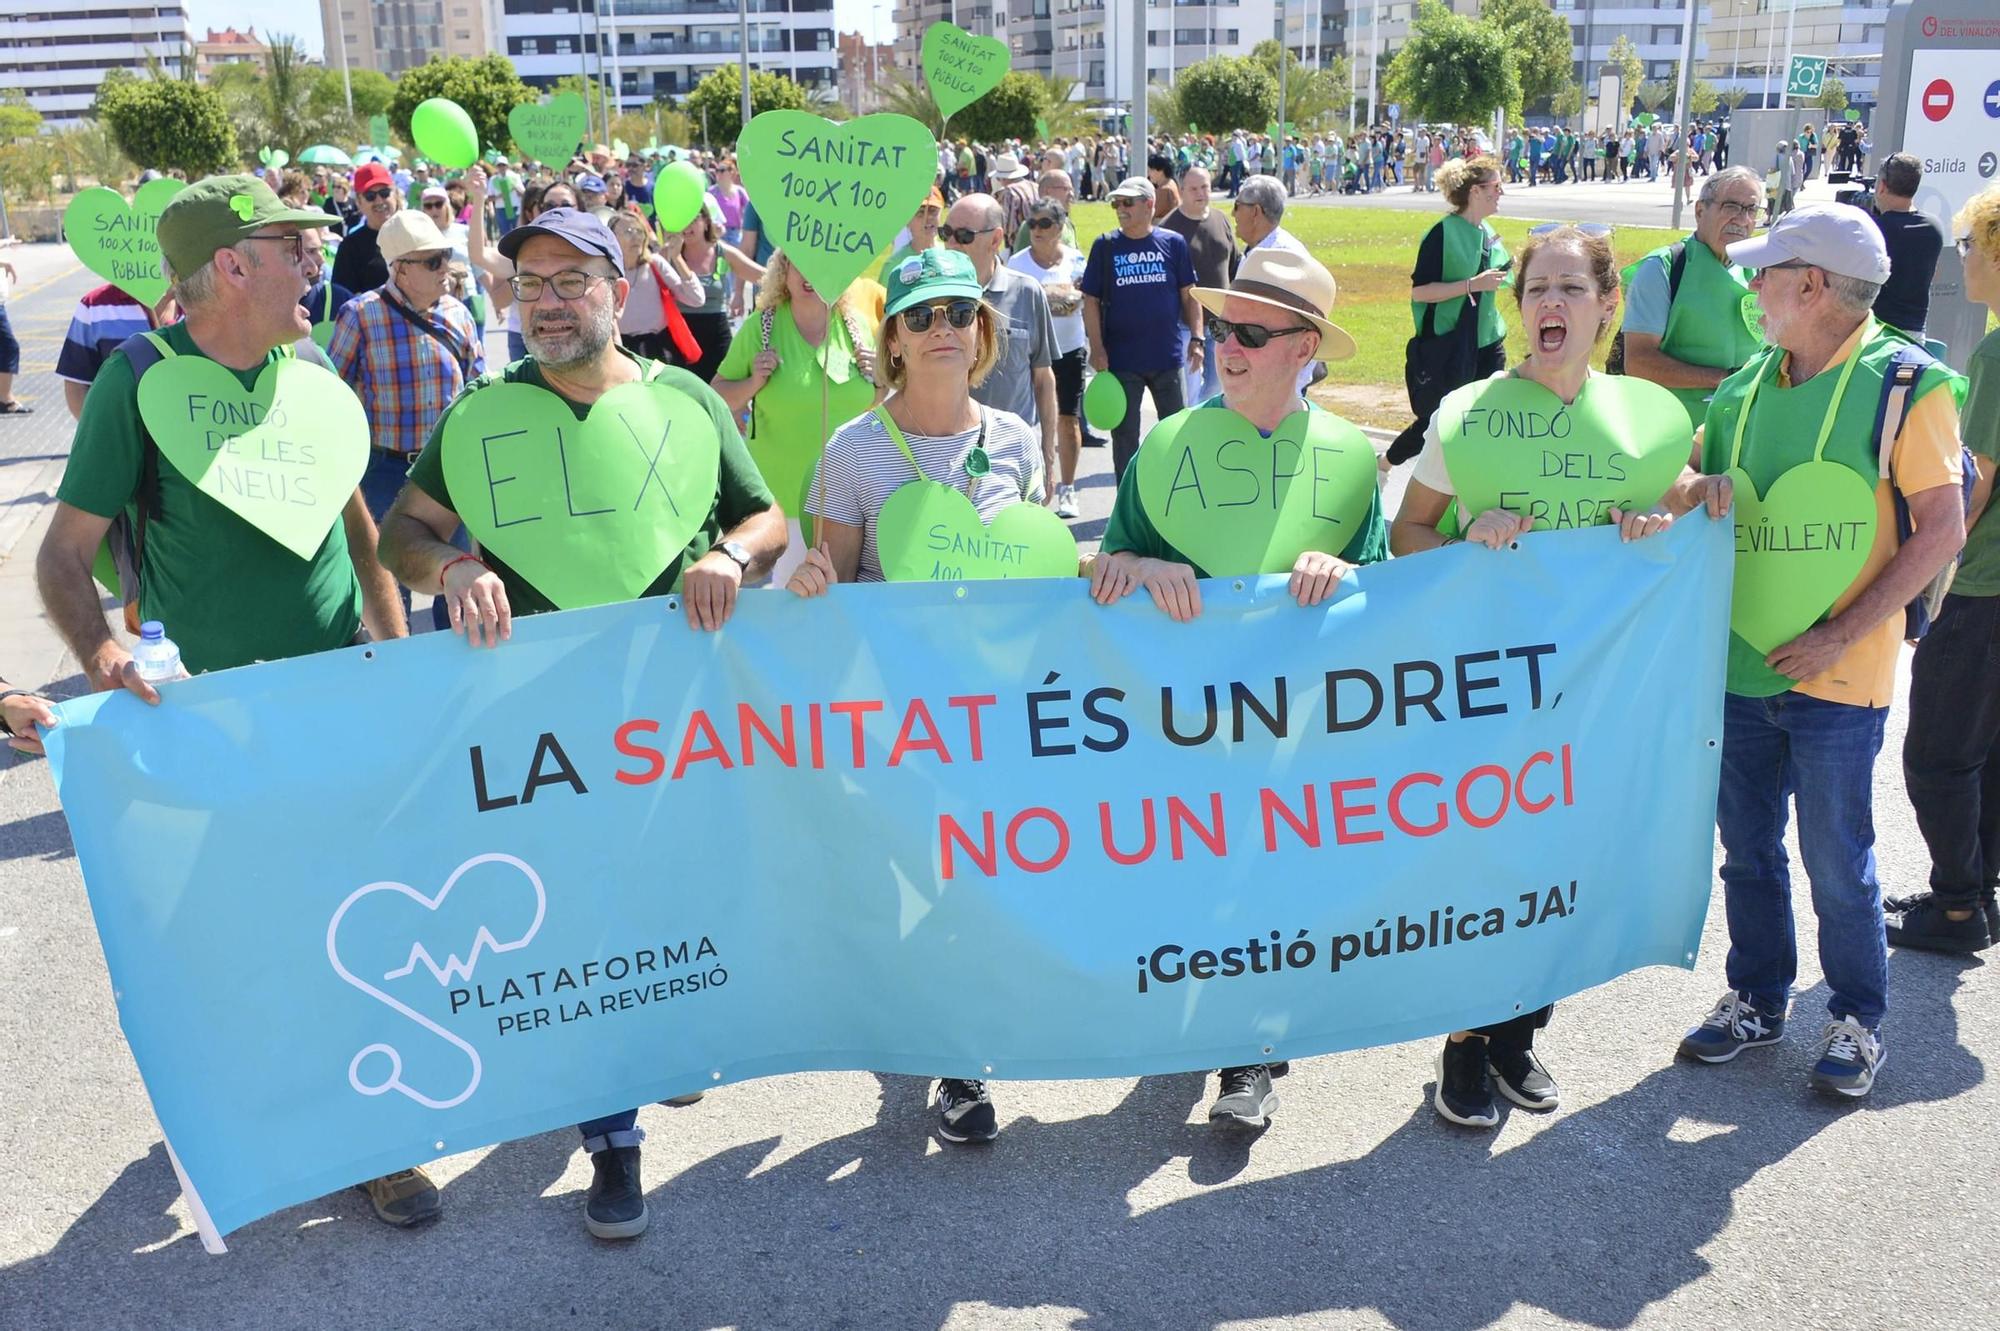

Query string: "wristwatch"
[712, 539, 752, 571]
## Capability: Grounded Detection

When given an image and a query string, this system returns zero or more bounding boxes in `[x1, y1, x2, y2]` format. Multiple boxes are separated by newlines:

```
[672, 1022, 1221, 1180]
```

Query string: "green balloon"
[1082, 371, 1127, 431]
[875, 483, 1079, 583]
[737, 111, 937, 303]
[1438, 375, 1690, 532]
[921, 21, 1011, 123]
[1724, 460, 1877, 654]
[135, 355, 370, 560]
[62, 178, 186, 307]
[1134, 407, 1376, 576]
[411, 97, 479, 169]
[439, 380, 722, 609]
[508, 94, 590, 164]
[651, 160, 708, 232]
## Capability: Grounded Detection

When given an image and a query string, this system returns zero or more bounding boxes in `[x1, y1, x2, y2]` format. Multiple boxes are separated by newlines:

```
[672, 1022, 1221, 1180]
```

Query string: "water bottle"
[131, 621, 184, 684]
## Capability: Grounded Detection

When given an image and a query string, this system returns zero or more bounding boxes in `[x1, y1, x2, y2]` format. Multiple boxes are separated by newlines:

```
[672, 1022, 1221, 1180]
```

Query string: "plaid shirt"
[326, 284, 485, 456]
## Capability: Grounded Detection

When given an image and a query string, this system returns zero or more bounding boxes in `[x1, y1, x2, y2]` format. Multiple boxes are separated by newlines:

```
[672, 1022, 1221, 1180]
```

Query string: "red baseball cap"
[353, 162, 393, 194]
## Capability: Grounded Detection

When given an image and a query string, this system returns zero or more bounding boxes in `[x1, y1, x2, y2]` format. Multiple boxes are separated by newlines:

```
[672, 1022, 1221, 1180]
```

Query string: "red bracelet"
[440, 553, 487, 591]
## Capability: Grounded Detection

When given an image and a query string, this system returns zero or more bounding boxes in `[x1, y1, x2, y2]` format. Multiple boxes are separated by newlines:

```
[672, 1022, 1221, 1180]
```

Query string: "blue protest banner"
[47, 517, 1731, 1247]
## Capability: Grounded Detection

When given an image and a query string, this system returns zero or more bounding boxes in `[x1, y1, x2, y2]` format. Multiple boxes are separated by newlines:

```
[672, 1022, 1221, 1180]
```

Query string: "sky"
[187, 0, 894, 63]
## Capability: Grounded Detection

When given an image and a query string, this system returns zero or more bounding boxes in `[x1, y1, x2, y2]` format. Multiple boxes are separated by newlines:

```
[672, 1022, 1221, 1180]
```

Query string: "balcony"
[608, 0, 820, 16]
[619, 34, 792, 54]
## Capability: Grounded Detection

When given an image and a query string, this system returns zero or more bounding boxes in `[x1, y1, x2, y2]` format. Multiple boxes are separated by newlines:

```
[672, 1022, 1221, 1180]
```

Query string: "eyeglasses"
[940, 225, 998, 245]
[899, 298, 980, 332]
[1208, 315, 1315, 349]
[362, 187, 395, 202]
[1112, 196, 1149, 208]
[1706, 199, 1760, 218]
[396, 252, 449, 272]
[1028, 216, 1061, 230]
[509, 270, 611, 301]
[238, 232, 305, 265]
[422, 200, 449, 210]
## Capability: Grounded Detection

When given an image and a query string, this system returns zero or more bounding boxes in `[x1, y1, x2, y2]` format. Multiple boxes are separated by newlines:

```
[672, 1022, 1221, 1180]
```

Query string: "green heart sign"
[1741, 291, 1765, 343]
[1439, 375, 1691, 532]
[509, 93, 591, 164]
[1035, 117, 1050, 141]
[440, 380, 722, 609]
[1083, 371, 1127, 431]
[258, 147, 289, 169]
[1724, 460, 1878, 654]
[737, 111, 938, 304]
[136, 355, 369, 560]
[369, 114, 391, 148]
[922, 22, 1010, 124]
[63, 178, 187, 306]
[876, 484, 1078, 583]
[1135, 408, 1377, 576]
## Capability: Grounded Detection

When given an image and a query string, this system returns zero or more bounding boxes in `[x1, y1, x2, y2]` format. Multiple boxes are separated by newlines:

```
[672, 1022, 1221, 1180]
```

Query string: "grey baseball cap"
[1726, 202, 1890, 284]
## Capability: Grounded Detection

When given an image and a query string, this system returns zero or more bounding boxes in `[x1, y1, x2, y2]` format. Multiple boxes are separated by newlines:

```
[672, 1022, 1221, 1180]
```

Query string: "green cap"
[156, 175, 341, 280]
[883, 246, 984, 318]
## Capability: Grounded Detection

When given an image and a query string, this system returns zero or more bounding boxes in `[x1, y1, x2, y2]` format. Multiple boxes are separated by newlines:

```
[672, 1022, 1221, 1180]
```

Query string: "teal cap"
[883, 246, 984, 318]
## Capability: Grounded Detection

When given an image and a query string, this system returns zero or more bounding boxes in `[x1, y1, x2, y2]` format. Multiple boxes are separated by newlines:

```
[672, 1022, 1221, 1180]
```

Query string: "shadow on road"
[1, 956, 1983, 1330]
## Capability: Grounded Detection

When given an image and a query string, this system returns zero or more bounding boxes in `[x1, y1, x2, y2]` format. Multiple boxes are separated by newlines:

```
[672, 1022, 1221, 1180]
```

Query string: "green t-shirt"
[56, 322, 363, 675]
[1953, 327, 2000, 597]
[1101, 396, 1389, 576]
[407, 350, 774, 618]
[718, 303, 876, 518]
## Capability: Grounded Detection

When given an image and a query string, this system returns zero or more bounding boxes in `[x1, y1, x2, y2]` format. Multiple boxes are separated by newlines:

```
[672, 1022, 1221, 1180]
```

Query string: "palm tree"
[878, 75, 944, 136]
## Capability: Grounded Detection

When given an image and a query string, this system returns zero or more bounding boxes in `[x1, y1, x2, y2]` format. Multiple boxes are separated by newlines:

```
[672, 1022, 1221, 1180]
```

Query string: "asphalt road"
[0, 230, 1994, 1331]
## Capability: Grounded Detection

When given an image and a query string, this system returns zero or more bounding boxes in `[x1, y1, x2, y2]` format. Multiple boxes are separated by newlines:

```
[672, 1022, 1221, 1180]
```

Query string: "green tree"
[310, 67, 395, 119]
[683, 65, 810, 147]
[1384, 1, 1519, 127]
[952, 71, 1043, 143]
[59, 118, 132, 189]
[100, 76, 237, 175]
[1719, 85, 1749, 113]
[390, 54, 534, 154]
[1033, 75, 1093, 139]
[1479, 0, 1572, 110]
[1689, 79, 1719, 118]
[0, 89, 39, 143]
[1250, 38, 1354, 131]
[1146, 81, 1185, 136]
[0, 90, 56, 202]
[1604, 35, 1643, 117]
[1176, 55, 1279, 135]
[1812, 77, 1849, 115]
[1549, 81, 1584, 122]
[876, 74, 943, 136]
[1635, 79, 1674, 114]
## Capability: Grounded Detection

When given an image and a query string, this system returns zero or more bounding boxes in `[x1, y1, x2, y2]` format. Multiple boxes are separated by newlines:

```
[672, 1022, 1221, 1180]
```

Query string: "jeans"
[0, 303, 17, 374]
[1904, 593, 2000, 910]
[1110, 366, 1185, 482]
[1717, 690, 1890, 1028]
[360, 448, 462, 629]
[578, 1110, 642, 1154]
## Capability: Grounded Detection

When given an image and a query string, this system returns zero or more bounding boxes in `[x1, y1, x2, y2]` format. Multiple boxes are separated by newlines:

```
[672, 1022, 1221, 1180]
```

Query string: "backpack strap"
[1665, 241, 1689, 301]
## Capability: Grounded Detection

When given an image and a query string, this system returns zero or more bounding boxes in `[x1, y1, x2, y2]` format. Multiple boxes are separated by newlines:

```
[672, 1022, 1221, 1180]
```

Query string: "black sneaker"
[1082, 430, 1108, 448]
[934, 1078, 998, 1144]
[1433, 1037, 1498, 1128]
[1487, 1044, 1559, 1112]
[1677, 990, 1786, 1063]
[585, 1146, 648, 1239]
[1809, 1016, 1887, 1099]
[1885, 894, 1994, 953]
[1208, 1065, 1278, 1128]
[355, 1167, 441, 1228]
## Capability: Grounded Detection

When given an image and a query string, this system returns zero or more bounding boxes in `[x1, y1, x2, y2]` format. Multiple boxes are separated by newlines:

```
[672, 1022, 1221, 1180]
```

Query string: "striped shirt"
[808, 404, 1044, 582]
[326, 285, 484, 455]
[55, 285, 154, 385]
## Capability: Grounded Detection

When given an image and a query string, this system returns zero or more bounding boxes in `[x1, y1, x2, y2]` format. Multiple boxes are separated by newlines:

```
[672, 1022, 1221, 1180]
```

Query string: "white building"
[982, 0, 1282, 105]
[0, 0, 196, 129]
[502, 0, 836, 110]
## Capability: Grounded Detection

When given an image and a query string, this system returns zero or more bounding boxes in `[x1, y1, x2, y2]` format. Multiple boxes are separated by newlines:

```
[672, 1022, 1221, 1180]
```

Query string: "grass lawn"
[1063, 202, 1685, 429]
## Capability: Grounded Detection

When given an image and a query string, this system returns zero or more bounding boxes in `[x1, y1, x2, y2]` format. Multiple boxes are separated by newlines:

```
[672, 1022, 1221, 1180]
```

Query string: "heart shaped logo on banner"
[875, 483, 1079, 583]
[922, 22, 1011, 124]
[736, 111, 938, 303]
[508, 93, 591, 165]
[136, 355, 370, 559]
[1439, 375, 1691, 531]
[1724, 460, 1878, 654]
[63, 178, 187, 307]
[439, 379, 722, 609]
[1135, 408, 1377, 576]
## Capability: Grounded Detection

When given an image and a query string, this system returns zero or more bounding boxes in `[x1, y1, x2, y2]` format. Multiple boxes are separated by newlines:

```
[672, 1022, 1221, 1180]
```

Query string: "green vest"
[1414, 212, 1509, 349]
[1653, 239, 1763, 430]
[1701, 321, 1954, 696]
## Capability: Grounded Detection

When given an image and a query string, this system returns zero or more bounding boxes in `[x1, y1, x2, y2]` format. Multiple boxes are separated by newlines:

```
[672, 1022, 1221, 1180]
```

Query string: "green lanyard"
[1728, 319, 1870, 470]
[872, 404, 991, 501]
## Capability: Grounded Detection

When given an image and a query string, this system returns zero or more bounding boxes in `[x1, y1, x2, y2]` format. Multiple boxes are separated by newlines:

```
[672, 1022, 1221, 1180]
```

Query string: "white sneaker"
[1055, 484, 1079, 519]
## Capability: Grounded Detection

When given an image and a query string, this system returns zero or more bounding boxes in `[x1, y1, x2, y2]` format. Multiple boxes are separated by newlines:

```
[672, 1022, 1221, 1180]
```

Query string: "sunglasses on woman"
[1207, 315, 1314, 349]
[1028, 216, 1061, 230]
[899, 298, 980, 332]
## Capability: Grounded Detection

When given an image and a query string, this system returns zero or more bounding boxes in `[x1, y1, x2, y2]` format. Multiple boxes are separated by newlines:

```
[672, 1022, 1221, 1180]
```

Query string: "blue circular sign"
[1985, 79, 2000, 119]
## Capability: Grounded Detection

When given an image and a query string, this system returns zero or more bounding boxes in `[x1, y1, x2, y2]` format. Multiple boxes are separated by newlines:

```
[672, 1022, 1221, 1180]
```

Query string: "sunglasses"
[423, 200, 449, 209]
[1208, 315, 1314, 349]
[899, 298, 980, 332]
[396, 252, 449, 271]
[940, 225, 997, 245]
[362, 186, 395, 202]
[1028, 216, 1061, 230]
[1112, 196, 1149, 207]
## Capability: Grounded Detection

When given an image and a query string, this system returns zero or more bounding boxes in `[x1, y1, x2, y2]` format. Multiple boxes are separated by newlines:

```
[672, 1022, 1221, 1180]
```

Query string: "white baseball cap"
[1726, 202, 1890, 284]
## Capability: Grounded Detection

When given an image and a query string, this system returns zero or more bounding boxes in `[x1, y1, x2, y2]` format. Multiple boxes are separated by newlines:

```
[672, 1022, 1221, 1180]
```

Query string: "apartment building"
[0, 0, 195, 128]
[502, 0, 836, 108]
